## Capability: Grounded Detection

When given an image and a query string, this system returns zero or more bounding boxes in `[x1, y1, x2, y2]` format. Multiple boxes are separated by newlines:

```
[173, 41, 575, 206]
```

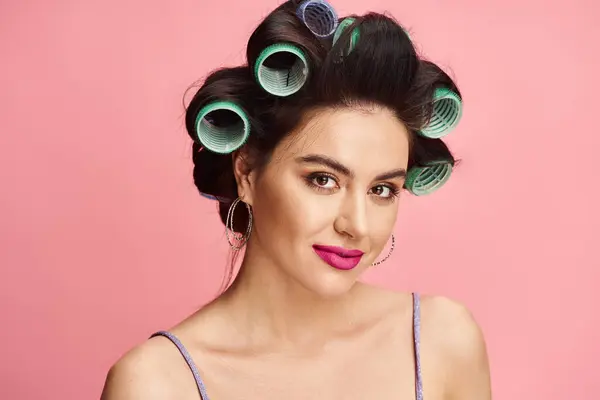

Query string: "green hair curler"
[405, 160, 453, 196]
[332, 17, 360, 56]
[254, 43, 309, 97]
[194, 101, 250, 154]
[419, 88, 463, 139]
[332, 18, 411, 58]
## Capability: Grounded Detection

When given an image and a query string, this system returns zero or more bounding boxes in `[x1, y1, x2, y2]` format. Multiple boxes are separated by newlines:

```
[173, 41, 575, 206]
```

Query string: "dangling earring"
[372, 234, 395, 266]
[226, 197, 253, 250]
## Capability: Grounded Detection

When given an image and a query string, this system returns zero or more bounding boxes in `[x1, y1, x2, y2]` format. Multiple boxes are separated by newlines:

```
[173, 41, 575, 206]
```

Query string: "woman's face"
[238, 106, 411, 297]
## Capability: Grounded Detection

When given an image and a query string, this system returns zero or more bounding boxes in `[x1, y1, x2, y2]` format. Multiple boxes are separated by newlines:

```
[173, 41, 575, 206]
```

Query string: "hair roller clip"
[405, 160, 454, 196]
[332, 17, 360, 56]
[297, 0, 339, 38]
[200, 193, 231, 202]
[254, 43, 309, 97]
[418, 88, 463, 139]
[195, 101, 250, 154]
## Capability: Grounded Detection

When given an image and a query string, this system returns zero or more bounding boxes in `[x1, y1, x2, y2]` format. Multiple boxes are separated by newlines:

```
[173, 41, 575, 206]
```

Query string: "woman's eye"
[312, 175, 336, 188]
[372, 185, 392, 197]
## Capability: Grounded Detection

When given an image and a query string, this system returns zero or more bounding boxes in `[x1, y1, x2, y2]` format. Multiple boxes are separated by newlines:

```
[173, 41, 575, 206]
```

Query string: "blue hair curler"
[200, 193, 231, 202]
[405, 160, 453, 196]
[195, 101, 250, 154]
[254, 43, 309, 97]
[297, 0, 339, 38]
[332, 17, 360, 56]
[418, 88, 463, 139]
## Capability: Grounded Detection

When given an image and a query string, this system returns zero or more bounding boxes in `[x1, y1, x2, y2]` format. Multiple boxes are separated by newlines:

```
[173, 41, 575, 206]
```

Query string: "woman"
[101, 1, 491, 399]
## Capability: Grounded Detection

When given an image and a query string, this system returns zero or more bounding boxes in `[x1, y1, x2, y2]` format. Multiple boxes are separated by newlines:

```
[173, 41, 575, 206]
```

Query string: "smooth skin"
[101, 106, 492, 400]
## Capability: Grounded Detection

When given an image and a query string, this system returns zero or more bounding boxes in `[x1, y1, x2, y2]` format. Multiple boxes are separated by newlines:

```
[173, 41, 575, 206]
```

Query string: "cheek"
[368, 203, 399, 246]
[252, 173, 332, 241]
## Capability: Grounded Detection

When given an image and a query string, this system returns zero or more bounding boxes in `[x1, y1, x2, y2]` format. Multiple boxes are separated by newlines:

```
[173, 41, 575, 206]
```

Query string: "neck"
[219, 239, 364, 351]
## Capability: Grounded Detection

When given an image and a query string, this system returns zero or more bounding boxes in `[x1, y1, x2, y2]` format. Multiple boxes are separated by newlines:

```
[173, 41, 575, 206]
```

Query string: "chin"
[298, 267, 364, 299]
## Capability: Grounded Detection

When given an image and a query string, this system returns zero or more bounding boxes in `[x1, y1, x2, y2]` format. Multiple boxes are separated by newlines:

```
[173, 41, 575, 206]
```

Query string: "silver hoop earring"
[225, 197, 253, 250]
[372, 234, 395, 266]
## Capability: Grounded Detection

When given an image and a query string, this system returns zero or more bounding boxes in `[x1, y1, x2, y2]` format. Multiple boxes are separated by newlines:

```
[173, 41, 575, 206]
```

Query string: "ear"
[232, 151, 257, 206]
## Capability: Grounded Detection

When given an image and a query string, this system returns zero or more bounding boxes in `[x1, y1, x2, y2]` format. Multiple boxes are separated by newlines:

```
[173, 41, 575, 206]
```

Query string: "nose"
[333, 189, 369, 240]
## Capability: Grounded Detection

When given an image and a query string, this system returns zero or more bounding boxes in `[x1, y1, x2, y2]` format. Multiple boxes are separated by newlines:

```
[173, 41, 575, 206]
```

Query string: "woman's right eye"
[304, 173, 339, 192]
[312, 175, 336, 188]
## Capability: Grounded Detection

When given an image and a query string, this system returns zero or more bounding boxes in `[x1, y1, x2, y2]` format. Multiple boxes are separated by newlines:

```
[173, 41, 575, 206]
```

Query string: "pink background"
[1, 0, 599, 398]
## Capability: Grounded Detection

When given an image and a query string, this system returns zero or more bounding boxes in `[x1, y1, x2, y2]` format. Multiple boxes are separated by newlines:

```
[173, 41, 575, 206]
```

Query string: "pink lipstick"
[312, 245, 364, 271]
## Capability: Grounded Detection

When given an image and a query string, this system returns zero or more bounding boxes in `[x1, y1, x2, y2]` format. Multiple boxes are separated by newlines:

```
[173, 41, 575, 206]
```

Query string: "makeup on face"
[312, 244, 364, 270]
[296, 154, 405, 203]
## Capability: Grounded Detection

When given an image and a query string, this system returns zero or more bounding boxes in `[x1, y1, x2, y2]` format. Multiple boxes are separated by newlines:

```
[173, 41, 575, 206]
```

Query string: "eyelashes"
[303, 172, 401, 202]
[305, 173, 338, 191]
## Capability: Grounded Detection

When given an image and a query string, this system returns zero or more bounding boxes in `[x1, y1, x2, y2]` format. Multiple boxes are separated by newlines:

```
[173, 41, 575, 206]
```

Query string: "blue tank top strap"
[150, 331, 210, 400]
[412, 292, 423, 400]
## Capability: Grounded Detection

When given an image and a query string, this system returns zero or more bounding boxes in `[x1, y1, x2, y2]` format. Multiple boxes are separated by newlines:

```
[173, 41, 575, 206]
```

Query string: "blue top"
[151, 292, 423, 400]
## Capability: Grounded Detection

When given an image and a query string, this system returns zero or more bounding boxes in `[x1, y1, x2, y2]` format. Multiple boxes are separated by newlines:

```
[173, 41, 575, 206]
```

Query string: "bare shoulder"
[420, 295, 486, 353]
[100, 335, 191, 400]
[420, 295, 492, 399]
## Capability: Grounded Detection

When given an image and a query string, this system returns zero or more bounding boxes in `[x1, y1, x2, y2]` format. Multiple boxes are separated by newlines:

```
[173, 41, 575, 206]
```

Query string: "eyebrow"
[296, 154, 406, 181]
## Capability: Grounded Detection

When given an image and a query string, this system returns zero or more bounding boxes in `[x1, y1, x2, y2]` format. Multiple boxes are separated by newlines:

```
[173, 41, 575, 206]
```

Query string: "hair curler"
[194, 101, 250, 154]
[254, 43, 309, 97]
[418, 88, 462, 139]
[297, 0, 339, 38]
[405, 160, 453, 196]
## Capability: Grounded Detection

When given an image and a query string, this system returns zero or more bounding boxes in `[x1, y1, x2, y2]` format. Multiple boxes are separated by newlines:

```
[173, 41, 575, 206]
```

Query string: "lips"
[312, 245, 364, 271]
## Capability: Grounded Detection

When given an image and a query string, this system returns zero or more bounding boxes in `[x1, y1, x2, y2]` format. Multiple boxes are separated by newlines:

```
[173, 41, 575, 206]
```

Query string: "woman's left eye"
[371, 185, 394, 198]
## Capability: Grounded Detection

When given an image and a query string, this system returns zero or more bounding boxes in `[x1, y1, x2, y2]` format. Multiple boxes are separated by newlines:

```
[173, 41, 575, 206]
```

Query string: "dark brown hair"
[185, 1, 460, 237]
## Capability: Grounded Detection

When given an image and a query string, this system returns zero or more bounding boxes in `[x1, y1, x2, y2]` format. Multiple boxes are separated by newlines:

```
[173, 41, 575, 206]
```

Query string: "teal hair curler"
[332, 17, 360, 56]
[297, 0, 339, 38]
[194, 101, 250, 154]
[418, 88, 463, 139]
[332, 18, 411, 58]
[405, 160, 453, 196]
[254, 43, 309, 97]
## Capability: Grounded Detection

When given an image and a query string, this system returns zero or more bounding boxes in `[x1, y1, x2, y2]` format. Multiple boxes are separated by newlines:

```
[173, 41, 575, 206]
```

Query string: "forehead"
[273, 106, 411, 172]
